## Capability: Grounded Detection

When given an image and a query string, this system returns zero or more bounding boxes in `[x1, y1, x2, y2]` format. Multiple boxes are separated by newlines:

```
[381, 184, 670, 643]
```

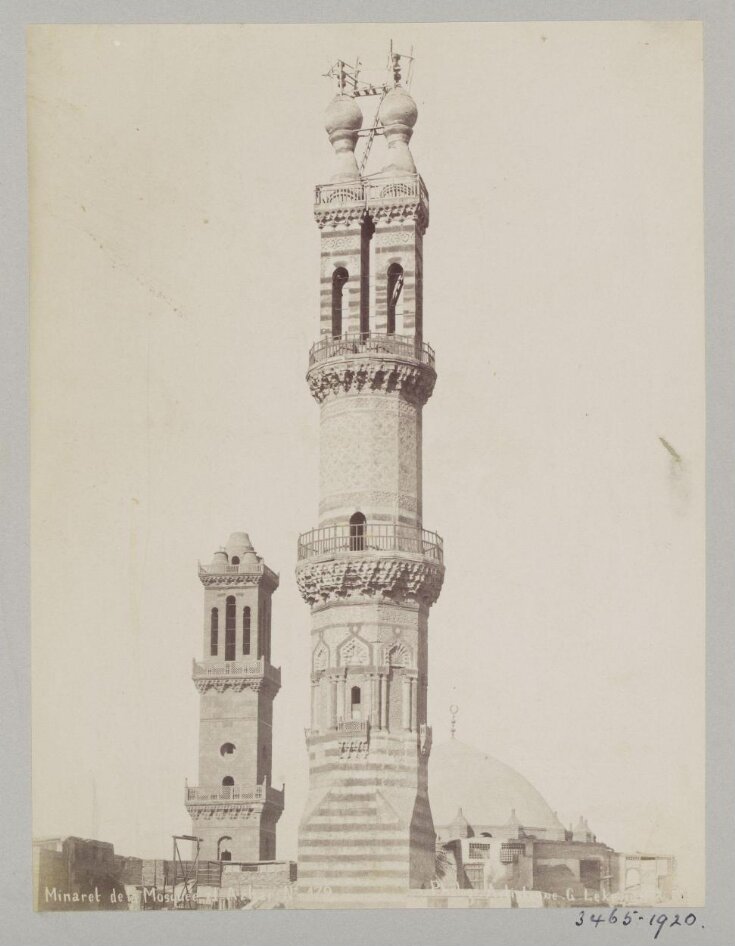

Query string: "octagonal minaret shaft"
[296, 65, 444, 905]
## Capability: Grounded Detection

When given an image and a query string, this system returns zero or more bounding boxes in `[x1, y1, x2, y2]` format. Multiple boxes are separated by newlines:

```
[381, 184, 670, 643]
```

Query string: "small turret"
[448, 807, 473, 839]
[210, 548, 228, 571]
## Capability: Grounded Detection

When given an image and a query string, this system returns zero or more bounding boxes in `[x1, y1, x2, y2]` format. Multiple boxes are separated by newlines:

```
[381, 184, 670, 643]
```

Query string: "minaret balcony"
[185, 782, 285, 810]
[314, 174, 429, 229]
[197, 559, 279, 590]
[192, 656, 281, 694]
[308, 332, 435, 369]
[306, 332, 437, 404]
[314, 174, 428, 207]
[297, 521, 443, 565]
[295, 520, 444, 606]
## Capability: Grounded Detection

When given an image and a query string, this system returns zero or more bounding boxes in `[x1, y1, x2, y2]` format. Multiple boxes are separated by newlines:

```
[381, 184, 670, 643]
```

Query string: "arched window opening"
[231, 555, 240, 565]
[350, 685, 362, 721]
[242, 606, 251, 656]
[225, 596, 236, 661]
[332, 267, 348, 338]
[387, 263, 404, 336]
[220, 742, 236, 756]
[222, 776, 234, 786]
[349, 512, 366, 551]
[217, 836, 233, 861]
[210, 608, 218, 656]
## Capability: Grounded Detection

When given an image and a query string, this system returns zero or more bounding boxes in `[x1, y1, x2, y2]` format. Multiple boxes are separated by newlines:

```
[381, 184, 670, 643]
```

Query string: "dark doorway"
[349, 512, 366, 551]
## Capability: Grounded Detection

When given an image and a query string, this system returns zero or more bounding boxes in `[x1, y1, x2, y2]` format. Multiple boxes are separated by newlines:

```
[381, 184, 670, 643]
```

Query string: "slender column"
[379, 674, 388, 730]
[363, 675, 372, 722]
[330, 677, 338, 728]
[370, 675, 379, 726]
[310, 680, 316, 729]
[337, 675, 346, 723]
[410, 676, 417, 733]
[402, 674, 411, 730]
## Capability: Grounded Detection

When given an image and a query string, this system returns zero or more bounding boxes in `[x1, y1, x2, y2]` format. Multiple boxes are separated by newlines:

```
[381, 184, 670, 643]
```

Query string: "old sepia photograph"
[29, 20, 705, 915]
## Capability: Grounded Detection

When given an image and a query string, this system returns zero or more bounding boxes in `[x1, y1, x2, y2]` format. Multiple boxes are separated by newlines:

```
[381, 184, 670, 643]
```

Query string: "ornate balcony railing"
[191, 657, 281, 687]
[185, 783, 284, 807]
[198, 561, 275, 579]
[297, 522, 443, 564]
[314, 174, 429, 209]
[314, 181, 365, 206]
[336, 719, 370, 734]
[308, 332, 435, 369]
[365, 175, 429, 206]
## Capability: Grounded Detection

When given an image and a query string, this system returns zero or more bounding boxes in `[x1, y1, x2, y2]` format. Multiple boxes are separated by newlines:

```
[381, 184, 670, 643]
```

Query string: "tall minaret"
[296, 61, 444, 902]
[185, 532, 284, 862]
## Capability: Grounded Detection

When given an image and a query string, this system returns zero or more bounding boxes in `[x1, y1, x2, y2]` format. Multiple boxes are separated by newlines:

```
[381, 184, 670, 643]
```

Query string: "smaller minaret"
[185, 532, 284, 862]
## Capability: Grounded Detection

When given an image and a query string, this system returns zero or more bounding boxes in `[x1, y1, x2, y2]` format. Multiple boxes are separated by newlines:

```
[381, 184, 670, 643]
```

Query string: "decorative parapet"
[313, 181, 366, 229]
[185, 781, 285, 819]
[365, 176, 429, 232]
[192, 657, 281, 694]
[198, 560, 279, 590]
[314, 174, 429, 232]
[295, 555, 444, 607]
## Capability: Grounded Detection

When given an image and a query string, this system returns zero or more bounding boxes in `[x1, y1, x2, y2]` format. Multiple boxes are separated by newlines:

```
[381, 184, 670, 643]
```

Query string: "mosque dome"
[324, 93, 363, 136]
[380, 85, 418, 129]
[429, 740, 564, 835]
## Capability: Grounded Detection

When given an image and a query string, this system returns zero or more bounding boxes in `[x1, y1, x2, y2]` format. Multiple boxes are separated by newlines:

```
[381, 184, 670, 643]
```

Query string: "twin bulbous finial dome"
[323, 84, 419, 181]
[380, 85, 418, 131]
[324, 93, 363, 137]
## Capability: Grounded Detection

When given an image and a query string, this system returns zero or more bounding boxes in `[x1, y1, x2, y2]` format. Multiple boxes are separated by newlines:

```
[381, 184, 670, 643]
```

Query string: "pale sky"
[30, 22, 704, 901]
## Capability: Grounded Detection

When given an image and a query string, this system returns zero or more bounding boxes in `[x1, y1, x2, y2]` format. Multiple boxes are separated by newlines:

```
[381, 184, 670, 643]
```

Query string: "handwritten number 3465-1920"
[575, 909, 699, 939]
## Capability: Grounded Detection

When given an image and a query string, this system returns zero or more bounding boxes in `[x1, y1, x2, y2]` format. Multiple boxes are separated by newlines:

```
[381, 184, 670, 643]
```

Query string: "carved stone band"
[193, 677, 280, 696]
[307, 356, 436, 405]
[295, 555, 445, 607]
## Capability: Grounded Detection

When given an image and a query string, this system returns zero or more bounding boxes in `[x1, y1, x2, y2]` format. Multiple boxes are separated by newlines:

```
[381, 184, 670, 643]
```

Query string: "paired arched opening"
[222, 776, 234, 787]
[387, 263, 404, 335]
[349, 511, 366, 551]
[350, 685, 362, 720]
[332, 267, 348, 338]
[210, 608, 218, 656]
[225, 596, 236, 661]
[242, 606, 251, 656]
[220, 742, 235, 756]
[217, 836, 232, 861]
